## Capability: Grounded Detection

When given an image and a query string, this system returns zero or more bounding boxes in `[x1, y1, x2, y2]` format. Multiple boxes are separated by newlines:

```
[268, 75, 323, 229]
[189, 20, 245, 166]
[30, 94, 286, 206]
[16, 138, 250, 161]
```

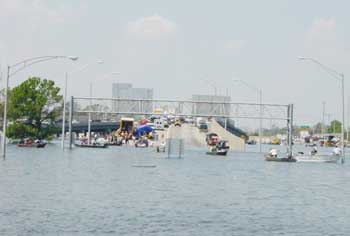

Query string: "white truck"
[196, 117, 205, 127]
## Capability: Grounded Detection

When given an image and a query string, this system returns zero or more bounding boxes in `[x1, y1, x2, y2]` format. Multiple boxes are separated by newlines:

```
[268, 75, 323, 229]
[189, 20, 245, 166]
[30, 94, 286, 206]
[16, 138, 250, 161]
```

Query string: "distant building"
[112, 83, 153, 114]
[192, 94, 231, 117]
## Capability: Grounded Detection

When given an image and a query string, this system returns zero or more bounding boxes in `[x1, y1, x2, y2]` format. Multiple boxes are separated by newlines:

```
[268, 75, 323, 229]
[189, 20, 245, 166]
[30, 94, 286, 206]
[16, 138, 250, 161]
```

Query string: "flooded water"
[1, 143, 350, 235]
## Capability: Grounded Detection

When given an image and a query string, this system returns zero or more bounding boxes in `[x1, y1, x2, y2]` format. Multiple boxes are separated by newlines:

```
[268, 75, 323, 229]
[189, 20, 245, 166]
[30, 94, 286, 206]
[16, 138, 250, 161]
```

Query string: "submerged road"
[165, 121, 245, 151]
[166, 124, 206, 147]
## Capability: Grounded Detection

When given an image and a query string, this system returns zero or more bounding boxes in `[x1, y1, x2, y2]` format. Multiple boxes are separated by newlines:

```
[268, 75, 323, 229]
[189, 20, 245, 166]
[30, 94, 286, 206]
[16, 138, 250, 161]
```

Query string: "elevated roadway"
[57, 120, 245, 151]
[165, 121, 245, 151]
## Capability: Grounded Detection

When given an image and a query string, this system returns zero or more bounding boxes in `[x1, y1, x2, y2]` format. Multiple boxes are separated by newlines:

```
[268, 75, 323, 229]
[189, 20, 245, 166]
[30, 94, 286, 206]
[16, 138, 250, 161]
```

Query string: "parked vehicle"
[196, 117, 206, 127]
[198, 123, 208, 132]
[120, 117, 134, 133]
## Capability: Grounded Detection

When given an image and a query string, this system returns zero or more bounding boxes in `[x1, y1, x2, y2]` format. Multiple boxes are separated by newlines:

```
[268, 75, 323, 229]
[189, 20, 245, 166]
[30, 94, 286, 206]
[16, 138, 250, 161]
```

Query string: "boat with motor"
[17, 139, 46, 148]
[205, 133, 230, 156]
[135, 138, 149, 148]
[264, 148, 296, 162]
[75, 142, 108, 148]
[75, 138, 108, 148]
[294, 145, 341, 163]
[295, 153, 340, 163]
[265, 155, 297, 162]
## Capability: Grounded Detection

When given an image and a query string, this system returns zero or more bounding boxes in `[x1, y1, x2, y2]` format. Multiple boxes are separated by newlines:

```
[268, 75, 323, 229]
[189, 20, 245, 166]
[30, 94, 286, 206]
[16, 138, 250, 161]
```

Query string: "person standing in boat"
[332, 145, 342, 155]
[268, 148, 278, 157]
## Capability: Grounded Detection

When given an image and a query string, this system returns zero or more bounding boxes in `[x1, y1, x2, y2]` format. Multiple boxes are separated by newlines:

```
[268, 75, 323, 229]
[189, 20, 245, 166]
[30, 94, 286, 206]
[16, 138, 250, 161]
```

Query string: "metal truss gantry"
[68, 96, 294, 156]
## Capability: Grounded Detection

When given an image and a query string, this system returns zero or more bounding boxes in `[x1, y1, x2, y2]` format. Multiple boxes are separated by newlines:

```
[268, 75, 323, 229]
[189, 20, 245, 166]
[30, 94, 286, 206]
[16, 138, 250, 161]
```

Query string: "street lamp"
[87, 71, 120, 145]
[233, 79, 263, 152]
[322, 101, 326, 141]
[299, 57, 345, 164]
[61, 60, 104, 149]
[2, 55, 78, 159]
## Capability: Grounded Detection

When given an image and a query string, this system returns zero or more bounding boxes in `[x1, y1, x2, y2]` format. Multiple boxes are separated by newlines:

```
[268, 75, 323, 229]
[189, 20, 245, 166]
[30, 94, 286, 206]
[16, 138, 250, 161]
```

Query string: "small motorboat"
[264, 149, 296, 162]
[265, 155, 297, 162]
[17, 139, 46, 148]
[75, 137, 109, 148]
[205, 133, 229, 156]
[206, 148, 229, 156]
[295, 153, 340, 163]
[17, 143, 46, 148]
[75, 143, 108, 148]
[135, 138, 149, 148]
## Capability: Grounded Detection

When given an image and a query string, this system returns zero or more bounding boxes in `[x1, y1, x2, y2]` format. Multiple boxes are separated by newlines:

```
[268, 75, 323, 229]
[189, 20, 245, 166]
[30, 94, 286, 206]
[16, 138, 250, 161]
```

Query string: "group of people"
[111, 129, 153, 146]
[310, 145, 342, 156]
[118, 131, 133, 145]
[269, 145, 342, 158]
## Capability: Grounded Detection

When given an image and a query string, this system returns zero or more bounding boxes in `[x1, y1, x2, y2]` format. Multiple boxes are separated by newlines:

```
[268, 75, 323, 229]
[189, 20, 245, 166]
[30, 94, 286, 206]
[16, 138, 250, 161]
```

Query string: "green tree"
[0, 89, 6, 123]
[7, 77, 62, 139]
[327, 120, 342, 134]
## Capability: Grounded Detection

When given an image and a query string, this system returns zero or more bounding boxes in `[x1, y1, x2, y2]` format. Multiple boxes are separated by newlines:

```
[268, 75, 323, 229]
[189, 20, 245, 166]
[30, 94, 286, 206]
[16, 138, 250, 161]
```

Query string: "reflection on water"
[1, 143, 350, 235]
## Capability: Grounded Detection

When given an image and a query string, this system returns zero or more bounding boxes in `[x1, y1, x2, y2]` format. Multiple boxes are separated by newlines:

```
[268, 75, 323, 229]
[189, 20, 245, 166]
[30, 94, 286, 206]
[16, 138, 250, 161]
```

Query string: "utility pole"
[322, 101, 325, 140]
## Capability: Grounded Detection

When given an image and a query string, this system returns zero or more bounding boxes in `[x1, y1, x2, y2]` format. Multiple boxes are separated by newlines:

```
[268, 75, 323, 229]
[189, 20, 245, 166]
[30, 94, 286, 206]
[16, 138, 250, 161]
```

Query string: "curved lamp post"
[61, 60, 104, 149]
[299, 57, 345, 164]
[2, 55, 78, 159]
[232, 79, 263, 152]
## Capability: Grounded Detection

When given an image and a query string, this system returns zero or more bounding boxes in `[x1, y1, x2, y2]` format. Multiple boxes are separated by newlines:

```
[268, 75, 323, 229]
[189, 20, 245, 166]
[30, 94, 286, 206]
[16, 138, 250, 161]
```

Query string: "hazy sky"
[1, 0, 349, 127]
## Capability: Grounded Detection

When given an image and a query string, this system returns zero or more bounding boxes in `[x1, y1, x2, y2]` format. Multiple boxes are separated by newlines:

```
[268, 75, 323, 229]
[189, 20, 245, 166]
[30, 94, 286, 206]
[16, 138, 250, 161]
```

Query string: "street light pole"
[322, 101, 326, 140]
[346, 97, 350, 141]
[86, 71, 119, 145]
[259, 88, 263, 153]
[299, 57, 345, 163]
[341, 73, 345, 163]
[61, 72, 68, 149]
[2, 66, 10, 160]
[88, 82, 92, 145]
[60, 60, 104, 149]
[2, 56, 78, 159]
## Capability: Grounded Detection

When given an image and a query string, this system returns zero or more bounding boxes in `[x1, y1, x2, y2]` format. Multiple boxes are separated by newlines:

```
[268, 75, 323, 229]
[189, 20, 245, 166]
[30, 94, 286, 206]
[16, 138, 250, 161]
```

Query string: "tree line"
[0, 77, 108, 141]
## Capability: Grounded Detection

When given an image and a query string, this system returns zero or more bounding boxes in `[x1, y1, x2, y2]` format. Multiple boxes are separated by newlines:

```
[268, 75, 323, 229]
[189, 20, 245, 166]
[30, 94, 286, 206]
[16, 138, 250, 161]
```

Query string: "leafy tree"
[7, 123, 37, 139]
[327, 120, 342, 134]
[7, 77, 62, 139]
[0, 89, 6, 124]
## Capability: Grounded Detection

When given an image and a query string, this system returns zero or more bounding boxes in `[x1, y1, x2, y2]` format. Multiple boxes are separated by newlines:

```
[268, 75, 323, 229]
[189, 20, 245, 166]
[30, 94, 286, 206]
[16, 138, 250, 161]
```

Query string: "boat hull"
[75, 143, 108, 148]
[17, 143, 46, 148]
[295, 154, 340, 163]
[108, 142, 123, 146]
[135, 144, 148, 148]
[265, 155, 297, 162]
[206, 150, 228, 156]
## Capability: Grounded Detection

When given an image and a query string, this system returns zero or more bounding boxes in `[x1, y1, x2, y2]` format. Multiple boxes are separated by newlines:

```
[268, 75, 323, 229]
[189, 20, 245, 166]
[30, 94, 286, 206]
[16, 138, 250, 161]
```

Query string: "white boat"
[295, 153, 340, 163]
